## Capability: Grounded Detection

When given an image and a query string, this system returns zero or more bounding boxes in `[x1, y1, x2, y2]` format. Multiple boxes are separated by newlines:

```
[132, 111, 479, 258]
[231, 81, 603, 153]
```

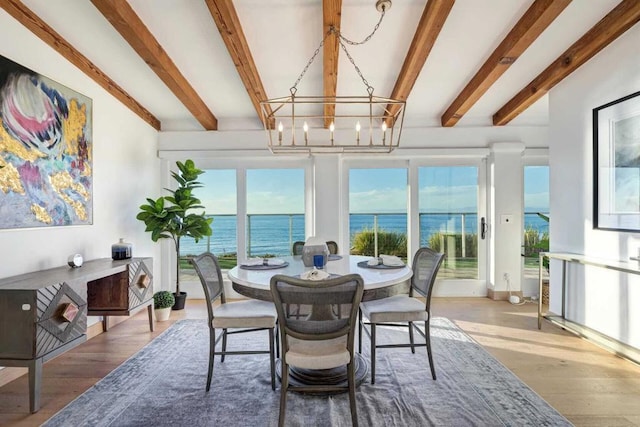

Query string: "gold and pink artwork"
[0, 54, 92, 229]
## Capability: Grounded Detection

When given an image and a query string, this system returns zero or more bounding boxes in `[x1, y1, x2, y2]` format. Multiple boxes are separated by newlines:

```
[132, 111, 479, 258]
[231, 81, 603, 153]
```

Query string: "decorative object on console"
[153, 291, 175, 322]
[0, 54, 93, 230]
[136, 159, 212, 310]
[67, 254, 84, 268]
[593, 90, 640, 232]
[111, 238, 132, 260]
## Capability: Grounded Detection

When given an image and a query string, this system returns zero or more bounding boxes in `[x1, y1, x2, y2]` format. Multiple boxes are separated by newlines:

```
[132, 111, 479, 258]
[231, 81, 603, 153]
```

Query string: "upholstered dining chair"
[358, 247, 445, 383]
[191, 252, 277, 391]
[270, 273, 364, 427]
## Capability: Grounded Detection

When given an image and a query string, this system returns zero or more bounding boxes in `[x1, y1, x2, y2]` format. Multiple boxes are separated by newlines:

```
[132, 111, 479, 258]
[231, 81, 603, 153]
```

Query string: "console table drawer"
[0, 282, 87, 359]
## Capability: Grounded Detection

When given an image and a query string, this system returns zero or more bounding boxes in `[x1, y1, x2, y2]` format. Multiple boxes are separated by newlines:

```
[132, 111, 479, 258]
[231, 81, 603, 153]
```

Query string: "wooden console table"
[0, 257, 154, 413]
[538, 252, 640, 364]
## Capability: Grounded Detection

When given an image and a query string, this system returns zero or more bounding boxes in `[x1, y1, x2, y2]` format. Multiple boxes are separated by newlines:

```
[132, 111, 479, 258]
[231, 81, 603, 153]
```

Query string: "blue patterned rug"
[43, 318, 572, 426]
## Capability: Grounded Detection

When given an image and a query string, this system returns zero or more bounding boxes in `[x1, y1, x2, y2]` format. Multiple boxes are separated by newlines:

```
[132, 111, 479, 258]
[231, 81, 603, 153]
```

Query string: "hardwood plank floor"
[1, 298, 639, 426]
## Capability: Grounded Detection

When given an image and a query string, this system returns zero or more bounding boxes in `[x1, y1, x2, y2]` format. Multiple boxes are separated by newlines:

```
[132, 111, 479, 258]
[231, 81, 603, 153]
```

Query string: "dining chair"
[326, 241, 339, 254]
[271, 273, 364, 427]
[358, 247, 445, 383]
[191, 252, 277, 391]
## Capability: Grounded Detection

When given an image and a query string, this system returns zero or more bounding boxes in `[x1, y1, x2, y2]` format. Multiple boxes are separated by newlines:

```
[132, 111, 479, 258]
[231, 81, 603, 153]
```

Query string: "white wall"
[0, 12, 161, 306]
[549, 25, 640, 348]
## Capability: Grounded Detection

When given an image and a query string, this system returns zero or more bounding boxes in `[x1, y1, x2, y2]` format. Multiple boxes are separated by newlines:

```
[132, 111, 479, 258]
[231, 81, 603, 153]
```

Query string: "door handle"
[480, 217, 488, 240]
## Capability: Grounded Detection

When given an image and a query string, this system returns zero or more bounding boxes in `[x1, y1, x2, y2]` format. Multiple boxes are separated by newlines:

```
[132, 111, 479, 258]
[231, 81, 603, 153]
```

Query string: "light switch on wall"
[500, 214, 514, 224]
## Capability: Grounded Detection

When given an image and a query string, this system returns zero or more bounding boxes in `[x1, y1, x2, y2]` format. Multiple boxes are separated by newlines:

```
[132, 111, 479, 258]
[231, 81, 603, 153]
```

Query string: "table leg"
[147, 304, 154, 331]
[28, 359, 42, 413]
[276, 353, 368, 394]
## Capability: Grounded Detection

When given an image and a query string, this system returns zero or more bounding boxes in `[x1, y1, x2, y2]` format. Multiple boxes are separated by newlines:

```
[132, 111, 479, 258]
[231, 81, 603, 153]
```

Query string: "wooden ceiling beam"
[323, 0, 342, 128]
[493, 0, 640, 126]
[205, 0, 270, 127]
[0, 0, 160, 130]
[91, 0, 218, 130]
[441, 0, 571, 127]
[385, 0, 455, 121]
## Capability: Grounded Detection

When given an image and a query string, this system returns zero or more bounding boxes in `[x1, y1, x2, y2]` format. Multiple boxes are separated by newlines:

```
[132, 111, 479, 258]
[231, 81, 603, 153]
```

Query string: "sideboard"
[0, 257, 154, 413]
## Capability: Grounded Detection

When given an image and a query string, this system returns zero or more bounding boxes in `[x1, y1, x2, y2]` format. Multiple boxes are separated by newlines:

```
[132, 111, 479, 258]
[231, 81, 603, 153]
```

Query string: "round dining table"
[227, 254, 413, 390]
[228, 254, 413, 302]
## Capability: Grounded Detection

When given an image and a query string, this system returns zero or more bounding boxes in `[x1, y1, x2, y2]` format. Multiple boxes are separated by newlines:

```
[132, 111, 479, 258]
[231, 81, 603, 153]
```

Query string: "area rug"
[43, 318, 572, 427]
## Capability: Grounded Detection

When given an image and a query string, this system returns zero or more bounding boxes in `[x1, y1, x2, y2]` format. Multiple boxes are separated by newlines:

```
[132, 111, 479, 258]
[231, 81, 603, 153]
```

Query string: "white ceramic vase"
[155, 307, 171, 322]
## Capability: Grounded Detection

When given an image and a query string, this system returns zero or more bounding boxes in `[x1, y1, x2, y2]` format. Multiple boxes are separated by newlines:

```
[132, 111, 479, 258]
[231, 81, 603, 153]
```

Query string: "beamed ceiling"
[2, 0, 639, 133]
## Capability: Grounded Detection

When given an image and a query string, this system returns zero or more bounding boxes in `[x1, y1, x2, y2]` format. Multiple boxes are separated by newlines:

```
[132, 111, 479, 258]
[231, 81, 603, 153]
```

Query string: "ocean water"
[180, 213, 549, 257]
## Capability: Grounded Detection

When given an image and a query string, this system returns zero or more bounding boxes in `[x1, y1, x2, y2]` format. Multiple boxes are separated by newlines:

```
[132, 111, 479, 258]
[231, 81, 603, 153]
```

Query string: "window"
[246, 169, 305, 257]
[418, 166, 479, 279]
[523, 166, 549, 279]
[179, 169, 237, 276]
[348, 168, 408, 257]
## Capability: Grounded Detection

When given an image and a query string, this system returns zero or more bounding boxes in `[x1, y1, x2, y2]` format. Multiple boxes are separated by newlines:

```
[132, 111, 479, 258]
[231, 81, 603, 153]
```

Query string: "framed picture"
[0, 55, 92, 229]
[593, 90, 640, 232]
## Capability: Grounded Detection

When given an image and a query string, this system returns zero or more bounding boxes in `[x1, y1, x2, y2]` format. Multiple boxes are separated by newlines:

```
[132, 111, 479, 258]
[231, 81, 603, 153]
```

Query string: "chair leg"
[206, 328, 215, 392]
[425, 320, 436, 380]
[278, 363, 289, 427]
[269, 328, 276, 391]
[275, 323, 280, 359]
[358, 309, 363, 354]
[371, 323, 376, 384]
[221, 328, 228, 363]
[409, 321, 416, 354]
[348, 360, 359, 427]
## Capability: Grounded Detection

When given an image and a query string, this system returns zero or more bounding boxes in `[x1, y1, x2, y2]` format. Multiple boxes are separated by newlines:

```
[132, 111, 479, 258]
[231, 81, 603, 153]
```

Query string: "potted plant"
[137, 159, 213, 310]
[153, 291, 175, 321]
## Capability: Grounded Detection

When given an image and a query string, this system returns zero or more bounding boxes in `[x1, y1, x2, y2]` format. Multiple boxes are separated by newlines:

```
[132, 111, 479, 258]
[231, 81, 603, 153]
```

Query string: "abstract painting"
[593, 90, 640, 232]
[0, 55, 92, 229]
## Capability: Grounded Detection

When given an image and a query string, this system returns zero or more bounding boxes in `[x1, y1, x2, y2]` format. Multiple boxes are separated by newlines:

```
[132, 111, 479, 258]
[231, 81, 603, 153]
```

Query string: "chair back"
[411, 247, 445, 309]
[292, 241, 305, 255]
[326, 241, 339, 254]
[270, 274, 364, 348]
[191, 252, 226, 322]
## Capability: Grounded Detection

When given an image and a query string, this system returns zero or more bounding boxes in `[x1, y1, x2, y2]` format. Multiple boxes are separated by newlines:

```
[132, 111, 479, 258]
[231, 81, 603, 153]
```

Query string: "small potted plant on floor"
[137, 159, 213, 310]
[153, 291, 175, 321]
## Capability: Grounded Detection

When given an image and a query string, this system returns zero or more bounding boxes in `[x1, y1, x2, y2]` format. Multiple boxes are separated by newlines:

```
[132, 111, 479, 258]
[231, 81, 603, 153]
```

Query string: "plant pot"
[172, 292, 187, 310]
[154, 307, 171, 321]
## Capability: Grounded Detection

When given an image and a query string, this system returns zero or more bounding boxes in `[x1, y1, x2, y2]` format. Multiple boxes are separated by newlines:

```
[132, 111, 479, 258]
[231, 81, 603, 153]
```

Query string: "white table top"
[228, 255, 413, 298]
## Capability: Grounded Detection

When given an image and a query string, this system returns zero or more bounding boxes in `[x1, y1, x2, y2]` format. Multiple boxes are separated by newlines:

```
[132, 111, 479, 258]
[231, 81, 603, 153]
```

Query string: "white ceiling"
[19, 0, 624, 132]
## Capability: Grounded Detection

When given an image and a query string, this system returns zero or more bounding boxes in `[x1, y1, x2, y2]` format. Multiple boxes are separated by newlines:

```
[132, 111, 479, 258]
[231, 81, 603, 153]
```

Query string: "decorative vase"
[112, 238, 132, 260]
[154, 307, 171, 322]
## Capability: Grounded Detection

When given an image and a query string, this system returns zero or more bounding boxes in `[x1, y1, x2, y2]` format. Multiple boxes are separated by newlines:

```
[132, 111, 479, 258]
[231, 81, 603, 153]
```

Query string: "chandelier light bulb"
[329, 121, 335, 145]
[355, 121, 361, 144]
[381, 121, 387, 144]
[303, 121, 309, 143]
[278, 121, 283, 144]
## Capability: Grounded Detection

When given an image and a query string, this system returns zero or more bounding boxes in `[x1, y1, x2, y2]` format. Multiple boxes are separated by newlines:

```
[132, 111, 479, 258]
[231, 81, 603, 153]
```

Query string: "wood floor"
[1, 298, 640, 426]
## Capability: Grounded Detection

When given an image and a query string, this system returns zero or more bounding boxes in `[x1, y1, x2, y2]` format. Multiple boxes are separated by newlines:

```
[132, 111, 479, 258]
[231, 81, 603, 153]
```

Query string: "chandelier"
[260, 0, 405, 154]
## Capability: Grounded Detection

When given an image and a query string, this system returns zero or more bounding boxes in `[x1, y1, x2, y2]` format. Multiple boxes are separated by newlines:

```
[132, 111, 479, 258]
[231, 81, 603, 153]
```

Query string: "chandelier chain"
[290, 8, 386, 96]
[290, 30, 332, 94]
[338, 38, 374, 94]
[337, 9, 385, 46]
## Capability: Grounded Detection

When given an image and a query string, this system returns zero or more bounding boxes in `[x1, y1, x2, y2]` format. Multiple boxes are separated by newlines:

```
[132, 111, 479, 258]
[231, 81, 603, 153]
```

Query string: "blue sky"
[197, 166, 549, 214]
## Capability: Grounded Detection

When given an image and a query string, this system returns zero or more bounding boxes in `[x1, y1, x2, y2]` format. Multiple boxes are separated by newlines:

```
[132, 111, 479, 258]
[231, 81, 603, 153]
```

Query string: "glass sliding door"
[523, 165, 549, 279]
[418, 166, 479, 279]
[348, 168, 408, 258]
[179, 169, 237, 278]
[246, 169, 305, 257]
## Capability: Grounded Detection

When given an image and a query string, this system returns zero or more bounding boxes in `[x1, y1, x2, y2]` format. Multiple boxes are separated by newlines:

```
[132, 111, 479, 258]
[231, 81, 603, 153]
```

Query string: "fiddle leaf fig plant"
[137, 159, 212, 300]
